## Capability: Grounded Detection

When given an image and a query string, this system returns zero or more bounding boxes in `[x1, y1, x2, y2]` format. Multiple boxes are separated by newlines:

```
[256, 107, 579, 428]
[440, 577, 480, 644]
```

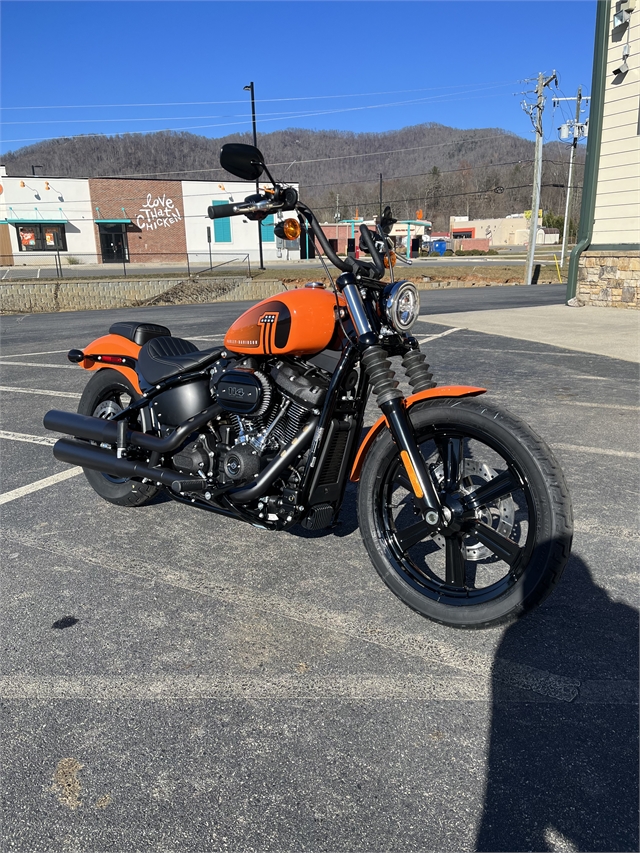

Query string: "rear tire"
[357, 398, 573, 629]
[77, 369, 158, 507]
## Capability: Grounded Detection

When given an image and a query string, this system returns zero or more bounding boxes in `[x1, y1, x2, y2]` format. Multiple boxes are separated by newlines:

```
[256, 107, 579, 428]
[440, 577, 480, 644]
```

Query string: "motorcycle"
[44, 142, 573, 629]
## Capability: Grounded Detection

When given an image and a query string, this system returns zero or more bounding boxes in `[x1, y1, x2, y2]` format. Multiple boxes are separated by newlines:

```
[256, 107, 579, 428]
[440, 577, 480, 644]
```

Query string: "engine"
[208, 356, 330, 486]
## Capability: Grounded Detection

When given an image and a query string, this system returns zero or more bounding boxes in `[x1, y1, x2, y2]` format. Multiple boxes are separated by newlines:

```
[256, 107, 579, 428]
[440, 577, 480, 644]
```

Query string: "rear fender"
[350, 386, 486, 482]
[77, 334, 142, 395]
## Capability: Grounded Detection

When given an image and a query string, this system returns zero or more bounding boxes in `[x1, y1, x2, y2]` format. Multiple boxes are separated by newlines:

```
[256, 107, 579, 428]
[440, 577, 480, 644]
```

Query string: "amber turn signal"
[383, 252, 397, 269]
[282, 218, 301, 240]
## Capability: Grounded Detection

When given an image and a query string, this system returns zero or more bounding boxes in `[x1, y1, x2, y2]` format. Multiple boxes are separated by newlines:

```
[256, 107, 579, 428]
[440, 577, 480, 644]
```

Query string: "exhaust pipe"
[44, 403, 222, 454]
[226, 417, 318, 504]
[52, 413, 319, 505]
[53, 438, 207, 493]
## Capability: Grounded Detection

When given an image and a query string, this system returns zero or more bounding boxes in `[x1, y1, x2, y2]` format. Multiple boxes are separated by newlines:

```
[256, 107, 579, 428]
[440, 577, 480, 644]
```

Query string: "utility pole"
[523, 71, 557, 285]
[243, 82, 264, 270]
[556, 87, 589, 267]
[379, 173, 383, 221]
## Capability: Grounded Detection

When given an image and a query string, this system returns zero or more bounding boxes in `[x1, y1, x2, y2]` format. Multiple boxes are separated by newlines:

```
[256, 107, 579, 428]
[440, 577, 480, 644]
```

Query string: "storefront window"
[16, 223, 67, 252]
[211, 201, 232, 243]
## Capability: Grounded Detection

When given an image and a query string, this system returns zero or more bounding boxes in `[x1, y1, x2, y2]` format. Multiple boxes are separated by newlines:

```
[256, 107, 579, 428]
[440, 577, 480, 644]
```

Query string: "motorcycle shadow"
[476, 553, 639, 852]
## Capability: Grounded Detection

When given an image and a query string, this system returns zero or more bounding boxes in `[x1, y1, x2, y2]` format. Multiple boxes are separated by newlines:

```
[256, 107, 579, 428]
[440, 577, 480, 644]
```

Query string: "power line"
[2, 85, 525, 147]
[1, 80, 519, 112]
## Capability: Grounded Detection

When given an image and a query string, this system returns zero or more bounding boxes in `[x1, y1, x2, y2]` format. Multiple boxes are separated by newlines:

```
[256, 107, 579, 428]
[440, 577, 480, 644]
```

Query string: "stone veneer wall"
[577, 251, 640, 309]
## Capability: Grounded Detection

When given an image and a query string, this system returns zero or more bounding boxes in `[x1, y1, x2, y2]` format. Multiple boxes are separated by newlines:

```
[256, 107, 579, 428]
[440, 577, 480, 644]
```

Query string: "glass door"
[99, 225, 129, 263]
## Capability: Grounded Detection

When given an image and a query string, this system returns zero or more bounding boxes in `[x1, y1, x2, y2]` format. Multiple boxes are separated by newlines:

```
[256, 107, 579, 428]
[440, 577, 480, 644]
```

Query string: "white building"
[0, 168, 300, 268]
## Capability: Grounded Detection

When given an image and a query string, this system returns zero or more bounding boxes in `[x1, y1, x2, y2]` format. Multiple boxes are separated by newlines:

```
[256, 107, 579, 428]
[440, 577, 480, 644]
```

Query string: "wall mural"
[135, 193, 182, 231]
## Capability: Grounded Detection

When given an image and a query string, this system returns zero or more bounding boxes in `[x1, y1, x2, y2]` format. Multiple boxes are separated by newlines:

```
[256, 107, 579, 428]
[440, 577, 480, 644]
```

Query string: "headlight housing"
[383, 280, 420, 333]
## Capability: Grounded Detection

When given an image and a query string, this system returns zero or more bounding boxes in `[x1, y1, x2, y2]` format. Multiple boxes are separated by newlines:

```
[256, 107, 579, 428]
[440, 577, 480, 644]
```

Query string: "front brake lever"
[395, 254, 413, 266]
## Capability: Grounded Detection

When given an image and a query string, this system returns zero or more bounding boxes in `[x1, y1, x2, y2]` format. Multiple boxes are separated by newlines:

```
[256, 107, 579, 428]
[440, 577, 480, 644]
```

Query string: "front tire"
[357, 398, 573, 629]
[77, 369, 158, 507]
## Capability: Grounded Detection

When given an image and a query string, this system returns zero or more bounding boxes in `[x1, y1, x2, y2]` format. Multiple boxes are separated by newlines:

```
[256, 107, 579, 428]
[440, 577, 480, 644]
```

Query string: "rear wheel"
[357, 398, 573, 629]
[77, 369, 158, 506]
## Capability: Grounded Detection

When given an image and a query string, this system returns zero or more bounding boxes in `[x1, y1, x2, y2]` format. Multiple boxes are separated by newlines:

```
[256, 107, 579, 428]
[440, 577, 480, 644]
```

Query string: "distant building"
[0, 168, 299, 267]
[448, 213, 557, 247]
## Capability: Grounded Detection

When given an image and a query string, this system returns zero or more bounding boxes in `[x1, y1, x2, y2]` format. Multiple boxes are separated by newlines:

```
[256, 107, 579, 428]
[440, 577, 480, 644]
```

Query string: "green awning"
[1, 217, 68, 224]
[95, 219, 132, 224]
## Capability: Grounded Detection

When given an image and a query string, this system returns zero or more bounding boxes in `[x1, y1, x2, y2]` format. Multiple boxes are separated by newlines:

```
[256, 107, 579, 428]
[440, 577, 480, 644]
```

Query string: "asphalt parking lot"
[1, 286, 638, 852]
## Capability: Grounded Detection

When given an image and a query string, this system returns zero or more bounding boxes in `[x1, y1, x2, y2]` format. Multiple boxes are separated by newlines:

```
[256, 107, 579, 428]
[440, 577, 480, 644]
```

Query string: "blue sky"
[1, 1, 597, 155]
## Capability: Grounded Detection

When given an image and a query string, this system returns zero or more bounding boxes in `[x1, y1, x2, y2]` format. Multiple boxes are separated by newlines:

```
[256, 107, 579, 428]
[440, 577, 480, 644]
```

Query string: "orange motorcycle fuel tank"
[224, 286, 345, 357]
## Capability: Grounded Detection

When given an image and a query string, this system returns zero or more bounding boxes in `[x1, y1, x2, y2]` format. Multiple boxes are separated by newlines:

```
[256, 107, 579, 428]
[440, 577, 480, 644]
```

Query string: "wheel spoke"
[470, 520, 522, 566]
[463, 470, 519, 509]
[395, 520, 432, 552]
[438, 436, 464, 490]
[445, 536, 466, 586]
[395, 472, 412, 492]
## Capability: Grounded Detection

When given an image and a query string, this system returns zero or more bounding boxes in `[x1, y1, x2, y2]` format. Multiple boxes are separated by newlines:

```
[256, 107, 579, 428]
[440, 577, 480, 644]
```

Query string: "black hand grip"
[359, 225, 385, 276]
[207, 203, 238, 219]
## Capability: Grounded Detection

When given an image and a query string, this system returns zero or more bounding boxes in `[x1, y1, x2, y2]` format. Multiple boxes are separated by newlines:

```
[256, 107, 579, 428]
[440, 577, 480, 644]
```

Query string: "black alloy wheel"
[358, 399, 572, 628]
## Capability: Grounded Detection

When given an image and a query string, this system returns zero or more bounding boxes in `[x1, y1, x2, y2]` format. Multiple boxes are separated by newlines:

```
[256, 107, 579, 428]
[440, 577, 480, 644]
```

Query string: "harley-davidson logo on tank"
[224, 288, 342, 356]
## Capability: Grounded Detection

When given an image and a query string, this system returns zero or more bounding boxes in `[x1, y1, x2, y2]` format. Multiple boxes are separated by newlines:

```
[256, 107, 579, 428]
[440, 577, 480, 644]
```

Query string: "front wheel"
[77, 368, 158, 507]
[357, 399, 573, 629]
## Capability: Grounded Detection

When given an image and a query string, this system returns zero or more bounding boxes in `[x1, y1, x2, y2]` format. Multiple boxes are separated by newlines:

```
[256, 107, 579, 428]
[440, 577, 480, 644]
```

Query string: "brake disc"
[432, 459, 515, 562]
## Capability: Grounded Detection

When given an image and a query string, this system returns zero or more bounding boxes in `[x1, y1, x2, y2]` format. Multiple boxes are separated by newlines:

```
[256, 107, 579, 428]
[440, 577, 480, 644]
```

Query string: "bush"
[443, 249, 454, 256]
[454, 249, 488, 256]
[66, 256, 82, 265]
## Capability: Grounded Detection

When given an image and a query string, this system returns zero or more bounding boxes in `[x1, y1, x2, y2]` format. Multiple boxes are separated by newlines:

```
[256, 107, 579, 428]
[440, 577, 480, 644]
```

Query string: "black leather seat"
[137, 335, 223, 384]
[109, 321, 171, 346]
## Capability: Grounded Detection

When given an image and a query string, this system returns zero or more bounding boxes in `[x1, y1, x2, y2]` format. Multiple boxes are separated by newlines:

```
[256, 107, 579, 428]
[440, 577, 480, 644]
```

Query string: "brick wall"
[89, 179, 187, 263]
[577, 251, 640, 309]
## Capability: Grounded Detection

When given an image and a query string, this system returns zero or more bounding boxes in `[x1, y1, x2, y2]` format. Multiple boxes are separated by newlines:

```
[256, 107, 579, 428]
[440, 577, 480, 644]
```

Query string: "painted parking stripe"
[0, 467, 82, 506]
[0, 429, 57, 446]
[0, 385, 81, 399]
[0, 349, 69, 358]
[416, 327, 461, 343]
[0, 361, 76, 369]
[554, 442, 640, 459]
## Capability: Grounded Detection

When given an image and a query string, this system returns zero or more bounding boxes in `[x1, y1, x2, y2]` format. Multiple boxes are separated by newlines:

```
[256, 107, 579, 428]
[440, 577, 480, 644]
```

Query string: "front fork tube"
[381, 398, 441, 527]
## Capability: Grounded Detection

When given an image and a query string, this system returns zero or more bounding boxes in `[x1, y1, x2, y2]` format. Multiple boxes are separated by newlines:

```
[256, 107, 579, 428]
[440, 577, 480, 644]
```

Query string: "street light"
[243, 82, 264, 270]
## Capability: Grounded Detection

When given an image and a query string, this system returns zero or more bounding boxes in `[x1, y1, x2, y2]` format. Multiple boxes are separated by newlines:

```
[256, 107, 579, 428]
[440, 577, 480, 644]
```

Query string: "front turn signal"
[384, 251, 397, 269]
[274, 218, 301, 241]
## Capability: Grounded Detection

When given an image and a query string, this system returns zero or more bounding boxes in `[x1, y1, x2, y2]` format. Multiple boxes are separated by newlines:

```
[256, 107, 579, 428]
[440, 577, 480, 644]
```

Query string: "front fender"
[350, 386, 486, 482]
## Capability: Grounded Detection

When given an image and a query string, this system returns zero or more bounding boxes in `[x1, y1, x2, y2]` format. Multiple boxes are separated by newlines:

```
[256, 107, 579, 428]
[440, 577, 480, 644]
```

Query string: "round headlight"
[383, 281, 420, 332]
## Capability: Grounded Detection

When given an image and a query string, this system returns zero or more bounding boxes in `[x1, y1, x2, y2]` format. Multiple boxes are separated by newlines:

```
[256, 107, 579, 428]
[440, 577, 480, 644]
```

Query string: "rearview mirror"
[220, 143, 265, 181]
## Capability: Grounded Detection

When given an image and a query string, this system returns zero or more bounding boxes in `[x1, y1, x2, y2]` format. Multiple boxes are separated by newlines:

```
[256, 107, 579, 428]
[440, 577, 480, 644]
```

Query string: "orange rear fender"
[79, 333, 143, 395]
[350, 385, 486, 482]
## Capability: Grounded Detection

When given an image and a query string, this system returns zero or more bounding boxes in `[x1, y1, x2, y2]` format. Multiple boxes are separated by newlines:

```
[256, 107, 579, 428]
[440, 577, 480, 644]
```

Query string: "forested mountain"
[2, 125, 584, 230]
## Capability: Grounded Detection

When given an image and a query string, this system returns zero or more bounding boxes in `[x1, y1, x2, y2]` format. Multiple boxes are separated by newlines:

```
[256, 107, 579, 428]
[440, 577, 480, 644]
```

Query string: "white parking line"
[0, 361, 76, 369]
[0, 429, 57, 446]
[554, 442, 640, 459]
[0, 386, 81, 398]
[0, 350, 69, 358]
[416, 327, 461, 343]
[0, 467, 83, 506]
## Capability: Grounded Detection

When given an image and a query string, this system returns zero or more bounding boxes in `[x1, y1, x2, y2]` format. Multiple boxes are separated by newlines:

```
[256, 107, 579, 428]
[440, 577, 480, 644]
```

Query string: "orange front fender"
[79, 333, 143, 395]
[350, 386, 486, 482]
